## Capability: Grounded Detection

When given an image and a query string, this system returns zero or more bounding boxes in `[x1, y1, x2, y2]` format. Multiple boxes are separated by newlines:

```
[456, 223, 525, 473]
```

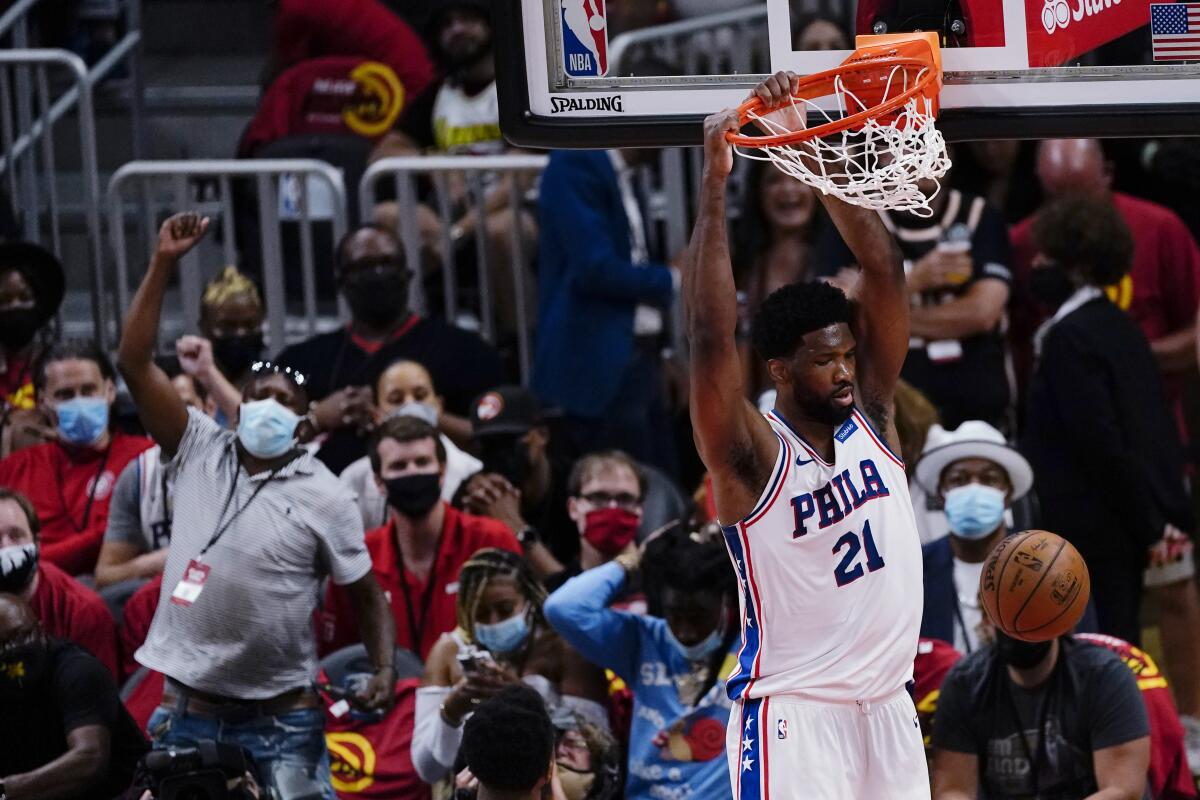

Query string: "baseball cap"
[471, 386, 541, 438]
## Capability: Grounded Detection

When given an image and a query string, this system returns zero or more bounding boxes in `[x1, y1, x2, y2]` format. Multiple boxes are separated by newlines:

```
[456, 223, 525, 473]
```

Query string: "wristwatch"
[516, 526, 541, 549]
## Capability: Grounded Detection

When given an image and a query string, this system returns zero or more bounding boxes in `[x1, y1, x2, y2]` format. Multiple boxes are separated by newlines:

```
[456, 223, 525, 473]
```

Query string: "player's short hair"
[368, 415, 447, 474]
[33, 339, 116, 393]
[750, 280, 851, 361]
[642, 521, 737, 613]
[567, 450, 646, 499]
[462, 685, 554, 792]
[1031, 193, 1133, 287]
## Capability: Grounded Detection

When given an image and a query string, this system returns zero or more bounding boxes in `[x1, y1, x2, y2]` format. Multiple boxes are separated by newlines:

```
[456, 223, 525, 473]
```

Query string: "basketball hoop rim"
[726, 55, 941, 148]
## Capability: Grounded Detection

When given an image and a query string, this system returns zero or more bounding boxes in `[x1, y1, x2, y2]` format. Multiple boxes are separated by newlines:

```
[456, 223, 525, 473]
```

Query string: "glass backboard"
[494, 0, 1200, 147]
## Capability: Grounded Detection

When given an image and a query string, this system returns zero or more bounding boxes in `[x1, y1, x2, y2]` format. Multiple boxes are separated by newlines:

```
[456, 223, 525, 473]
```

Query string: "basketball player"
[686, 72, 928, 798]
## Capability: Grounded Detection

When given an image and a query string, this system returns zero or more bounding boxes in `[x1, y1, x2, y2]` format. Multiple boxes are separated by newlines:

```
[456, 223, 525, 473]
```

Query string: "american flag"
[1151, 3, 1200, 61]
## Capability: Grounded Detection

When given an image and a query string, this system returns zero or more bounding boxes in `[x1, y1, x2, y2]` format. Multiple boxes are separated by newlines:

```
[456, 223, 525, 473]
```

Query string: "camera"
[140, 741, 326, 800]
[143, 741, 256, 800]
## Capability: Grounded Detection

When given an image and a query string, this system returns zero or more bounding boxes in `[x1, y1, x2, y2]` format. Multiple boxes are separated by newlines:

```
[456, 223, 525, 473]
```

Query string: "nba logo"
[561, 0, 608, 77]
[776, 719, 788, 740]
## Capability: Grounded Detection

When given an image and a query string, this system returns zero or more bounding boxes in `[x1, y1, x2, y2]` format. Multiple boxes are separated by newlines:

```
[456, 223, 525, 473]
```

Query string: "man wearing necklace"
[0, 339, 152, 576]
[545, 520, 738, 800]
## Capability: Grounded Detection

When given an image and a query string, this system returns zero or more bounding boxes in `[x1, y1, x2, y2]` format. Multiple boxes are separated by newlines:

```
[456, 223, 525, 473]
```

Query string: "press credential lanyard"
[170, 460, 282, 606]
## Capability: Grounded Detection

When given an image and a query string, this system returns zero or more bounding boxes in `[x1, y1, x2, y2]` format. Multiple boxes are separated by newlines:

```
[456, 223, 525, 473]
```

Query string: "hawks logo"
[342, 61, 405, 138]
[326, 732, 377, 792]
[475, 392, 504, 422]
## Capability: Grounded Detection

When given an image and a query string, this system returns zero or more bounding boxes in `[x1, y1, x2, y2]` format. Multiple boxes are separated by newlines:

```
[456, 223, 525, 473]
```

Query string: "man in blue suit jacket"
[532, 149, 677, 473]
[914, 421, 1035, 655]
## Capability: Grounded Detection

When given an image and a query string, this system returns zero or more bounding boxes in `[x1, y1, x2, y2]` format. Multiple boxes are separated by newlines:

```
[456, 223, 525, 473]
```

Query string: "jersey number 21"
[833, 519, 885, 587]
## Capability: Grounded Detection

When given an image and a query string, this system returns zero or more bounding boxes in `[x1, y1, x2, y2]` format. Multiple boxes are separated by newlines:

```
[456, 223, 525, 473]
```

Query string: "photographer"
[117, 213, 397, 799]
[0, 594, 146, 800]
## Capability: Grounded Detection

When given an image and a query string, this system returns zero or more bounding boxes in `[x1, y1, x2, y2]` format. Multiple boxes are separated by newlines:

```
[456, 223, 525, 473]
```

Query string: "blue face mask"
[474, 608, 531, 654]
[237, 398, 300, 459]
[943, 483, 1007, 540]
[666, 624, 724, 662]
[55, 396, 109, 445]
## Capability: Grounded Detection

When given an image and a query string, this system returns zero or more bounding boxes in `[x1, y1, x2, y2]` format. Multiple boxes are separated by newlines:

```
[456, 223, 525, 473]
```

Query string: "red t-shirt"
[320, 504, 520, 660]
[272, 0, 435, 104]
[1076, 633, 1197, 800]
[912, 637, 963, 748]
[29, 561, 119, 679]
[1010, 192, 1200, 424]
[0, 433, 154, 576]
[323, 677, 429, 800]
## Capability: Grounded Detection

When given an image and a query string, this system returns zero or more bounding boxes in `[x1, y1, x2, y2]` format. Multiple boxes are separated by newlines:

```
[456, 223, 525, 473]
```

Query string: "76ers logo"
[561, 0, 608, 77]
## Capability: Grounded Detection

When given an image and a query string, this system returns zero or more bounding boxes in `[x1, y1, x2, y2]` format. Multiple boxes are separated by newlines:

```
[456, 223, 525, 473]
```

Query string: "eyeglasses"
[580, 491, 641, 511]
[249, 361, 307, 387]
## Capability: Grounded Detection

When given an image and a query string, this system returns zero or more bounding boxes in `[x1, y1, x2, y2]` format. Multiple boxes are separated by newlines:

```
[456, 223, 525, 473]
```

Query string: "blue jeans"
[147, 704, 336, 800]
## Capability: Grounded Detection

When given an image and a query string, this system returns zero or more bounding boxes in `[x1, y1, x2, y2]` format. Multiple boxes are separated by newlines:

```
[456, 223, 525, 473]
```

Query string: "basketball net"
[730, 34, 951, 217]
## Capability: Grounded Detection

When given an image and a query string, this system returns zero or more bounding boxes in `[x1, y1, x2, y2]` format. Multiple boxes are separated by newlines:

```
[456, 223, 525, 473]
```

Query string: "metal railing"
[360, 154, 549, 383]
[610, 5, 770, 76]
[0, 0, 144, 343]
[108, 160, 348, 352]
[0, 49, 104, 339]
[609, 0, 857, 76]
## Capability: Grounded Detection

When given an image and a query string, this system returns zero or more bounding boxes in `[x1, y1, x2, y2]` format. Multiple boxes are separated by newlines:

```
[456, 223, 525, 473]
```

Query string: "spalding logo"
[1051, 572, 1078, 605]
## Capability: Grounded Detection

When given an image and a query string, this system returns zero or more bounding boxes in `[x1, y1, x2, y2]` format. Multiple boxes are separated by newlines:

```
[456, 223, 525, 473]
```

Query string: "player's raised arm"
[752, 73, 909, 436]
[684, 110, 778, 523]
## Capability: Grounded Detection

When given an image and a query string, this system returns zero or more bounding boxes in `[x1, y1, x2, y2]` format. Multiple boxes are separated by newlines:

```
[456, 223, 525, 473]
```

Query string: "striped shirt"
[135, 409, 371, 699]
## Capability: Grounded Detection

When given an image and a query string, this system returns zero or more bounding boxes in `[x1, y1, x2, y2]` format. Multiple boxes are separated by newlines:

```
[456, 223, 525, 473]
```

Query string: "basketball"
[979, 530, 1090, 642]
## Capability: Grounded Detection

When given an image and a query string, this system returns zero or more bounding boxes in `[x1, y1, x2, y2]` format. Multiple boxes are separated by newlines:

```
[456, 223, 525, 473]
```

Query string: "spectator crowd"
[5, 3, 1200, 800]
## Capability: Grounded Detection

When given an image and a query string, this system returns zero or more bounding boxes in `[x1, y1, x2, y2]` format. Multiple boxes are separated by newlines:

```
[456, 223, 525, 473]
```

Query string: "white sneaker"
[1181, 714, 1200, 775]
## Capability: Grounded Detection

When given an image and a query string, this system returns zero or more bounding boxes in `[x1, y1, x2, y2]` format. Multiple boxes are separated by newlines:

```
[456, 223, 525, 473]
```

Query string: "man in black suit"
[1022, 192, 1193, 646]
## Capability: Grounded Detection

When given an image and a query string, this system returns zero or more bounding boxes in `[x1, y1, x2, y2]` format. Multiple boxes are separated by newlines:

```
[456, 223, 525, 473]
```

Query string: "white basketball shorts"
[725, 689, 930, 800]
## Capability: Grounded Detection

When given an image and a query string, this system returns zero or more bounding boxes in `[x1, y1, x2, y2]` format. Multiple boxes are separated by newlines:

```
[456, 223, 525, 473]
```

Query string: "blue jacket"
[531, 150, 674, 417]
[545, 563, 734, 800]
[921, 534, 1100, 648]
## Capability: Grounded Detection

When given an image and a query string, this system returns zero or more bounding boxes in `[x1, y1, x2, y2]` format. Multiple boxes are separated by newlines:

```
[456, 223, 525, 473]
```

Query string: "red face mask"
[582, 507, 640, 556]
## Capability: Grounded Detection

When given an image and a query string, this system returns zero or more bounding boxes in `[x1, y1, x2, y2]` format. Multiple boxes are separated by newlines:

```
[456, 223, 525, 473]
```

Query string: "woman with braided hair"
[411, 547, 609, 794]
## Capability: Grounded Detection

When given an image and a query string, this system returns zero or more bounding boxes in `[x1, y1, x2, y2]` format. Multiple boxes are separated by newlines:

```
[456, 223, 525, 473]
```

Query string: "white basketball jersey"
[720, 408, 923, 703]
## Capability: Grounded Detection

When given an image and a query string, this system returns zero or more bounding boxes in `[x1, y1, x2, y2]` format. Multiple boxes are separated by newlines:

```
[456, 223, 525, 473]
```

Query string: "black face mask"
[384, 473, 443, 519]
[0, 543, 37, 594]
[1029, 263, 1076, 308]
[482, 440, 532, 486]
[0, 307, 41, 349]
[211, 332, 264, 378]
[341, 268, 409, 329]
[995, 632, 1054, 670]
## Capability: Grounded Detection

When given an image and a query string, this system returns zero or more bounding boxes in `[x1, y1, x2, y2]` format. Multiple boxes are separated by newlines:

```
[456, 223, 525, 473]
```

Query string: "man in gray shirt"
[117, 212, 396, 799]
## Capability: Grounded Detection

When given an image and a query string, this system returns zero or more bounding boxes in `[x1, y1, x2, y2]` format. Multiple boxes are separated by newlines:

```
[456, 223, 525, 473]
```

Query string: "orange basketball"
[979, 530, 1090, 643]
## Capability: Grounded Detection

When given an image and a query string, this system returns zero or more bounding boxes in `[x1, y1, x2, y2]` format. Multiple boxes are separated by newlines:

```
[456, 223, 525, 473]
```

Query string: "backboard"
[494, 0, 1200, 147]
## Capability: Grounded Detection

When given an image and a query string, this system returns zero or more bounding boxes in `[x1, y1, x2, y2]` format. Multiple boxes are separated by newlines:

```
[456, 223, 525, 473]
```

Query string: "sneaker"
[1181, 714, 1200, 775]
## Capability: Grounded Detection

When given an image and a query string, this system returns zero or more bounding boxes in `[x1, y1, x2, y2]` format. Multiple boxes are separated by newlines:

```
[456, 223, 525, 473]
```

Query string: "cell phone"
[457, 647, 494, 675]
